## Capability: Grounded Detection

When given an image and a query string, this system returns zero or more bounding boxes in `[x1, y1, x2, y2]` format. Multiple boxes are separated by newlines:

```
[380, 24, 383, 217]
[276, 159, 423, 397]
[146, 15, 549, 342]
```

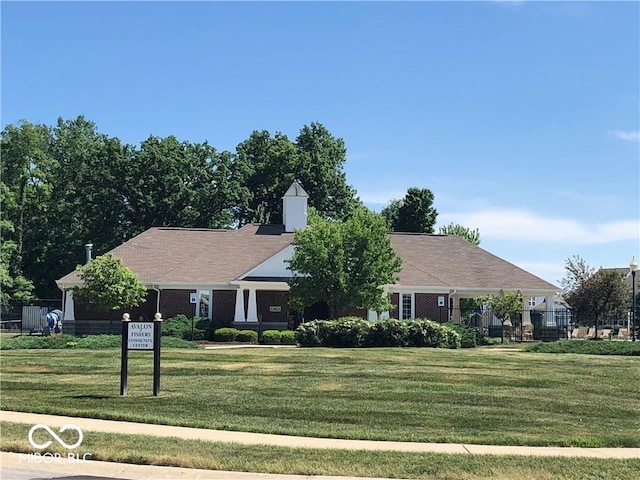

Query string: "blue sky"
[2, 1, 639, 287]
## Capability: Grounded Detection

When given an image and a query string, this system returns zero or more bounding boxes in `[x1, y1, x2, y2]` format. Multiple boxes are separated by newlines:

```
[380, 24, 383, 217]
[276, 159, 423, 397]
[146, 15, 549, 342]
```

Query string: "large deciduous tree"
[72, 254, 147, 312]
[287, 207, 402, 318]
[236, 122, 359, 225]
[0, 120, 52, 300]
[1, 117, 357, 301]
[381, 187, 438, 233]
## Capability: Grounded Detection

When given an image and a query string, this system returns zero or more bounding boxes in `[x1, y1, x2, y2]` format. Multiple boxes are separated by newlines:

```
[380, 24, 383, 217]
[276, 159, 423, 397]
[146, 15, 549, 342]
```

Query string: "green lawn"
[2, 421, 639, 480]
[1, 347, 639, 447]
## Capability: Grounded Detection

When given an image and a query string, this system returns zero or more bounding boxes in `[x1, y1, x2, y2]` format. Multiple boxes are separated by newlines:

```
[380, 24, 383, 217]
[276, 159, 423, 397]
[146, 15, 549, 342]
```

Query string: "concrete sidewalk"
[2, 411, 639, 459]
[0, 452, 389, 480]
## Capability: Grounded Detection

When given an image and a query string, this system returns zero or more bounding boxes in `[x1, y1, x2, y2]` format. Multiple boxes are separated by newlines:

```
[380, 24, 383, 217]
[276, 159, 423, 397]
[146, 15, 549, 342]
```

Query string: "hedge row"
[523, 340, 640, 356]
[262, 329, 297, 345]
[294, 317, 465, 349]
[212, 328, 257, 342]
[0, 334, 198, 350]
[211, 328, 296, 344]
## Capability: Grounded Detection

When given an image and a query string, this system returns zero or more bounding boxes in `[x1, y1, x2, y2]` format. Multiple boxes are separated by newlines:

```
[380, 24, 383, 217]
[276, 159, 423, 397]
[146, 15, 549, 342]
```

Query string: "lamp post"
[631, 258, 638, 342]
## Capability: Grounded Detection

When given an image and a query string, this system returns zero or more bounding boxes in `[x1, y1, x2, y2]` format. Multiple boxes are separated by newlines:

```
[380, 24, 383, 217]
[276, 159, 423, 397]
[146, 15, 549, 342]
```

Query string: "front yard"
[1, 347, 638, 447]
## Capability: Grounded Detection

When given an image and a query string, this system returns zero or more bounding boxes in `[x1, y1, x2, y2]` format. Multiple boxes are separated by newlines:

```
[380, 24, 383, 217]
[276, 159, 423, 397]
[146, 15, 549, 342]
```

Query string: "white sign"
[128, 322, 154, 350]
[438, 296, 446, 307]
[190, 293, 198, 304]
[269, 306, 282, 313]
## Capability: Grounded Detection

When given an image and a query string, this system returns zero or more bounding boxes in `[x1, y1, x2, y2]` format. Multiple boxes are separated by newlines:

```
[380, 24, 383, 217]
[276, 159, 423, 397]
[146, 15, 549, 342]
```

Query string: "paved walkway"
[2, 411, 639, 480]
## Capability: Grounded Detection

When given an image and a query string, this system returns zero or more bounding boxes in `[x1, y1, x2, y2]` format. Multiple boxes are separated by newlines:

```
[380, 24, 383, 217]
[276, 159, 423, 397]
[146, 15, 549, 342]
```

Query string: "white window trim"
[401, 293, 415, 320]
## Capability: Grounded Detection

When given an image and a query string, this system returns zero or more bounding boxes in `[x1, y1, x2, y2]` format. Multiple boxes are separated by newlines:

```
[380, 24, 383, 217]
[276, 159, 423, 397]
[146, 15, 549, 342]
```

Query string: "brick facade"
[74, 290, 158, 321]
[159, 289, 196, 319]
[415, 293, 449, 322]
[213, 290, 235, 324]
[390, 292, 449, 322]
[257, 291, 289, 323]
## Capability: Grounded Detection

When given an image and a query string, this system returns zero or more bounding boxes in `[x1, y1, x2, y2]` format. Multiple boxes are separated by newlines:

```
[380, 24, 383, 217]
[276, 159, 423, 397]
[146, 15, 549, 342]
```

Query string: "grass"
[2, 422, 639, 480]
[524, 340, 640, 356]
[1, 347, 639, 447]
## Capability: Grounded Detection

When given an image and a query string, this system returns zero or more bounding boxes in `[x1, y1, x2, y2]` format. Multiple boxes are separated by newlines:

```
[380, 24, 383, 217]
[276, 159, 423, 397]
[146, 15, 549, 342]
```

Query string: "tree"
[560, 255, 595, 295]
[127, 135, 249, 231]
[236, 123, 360, 225]
[438, 223, 481, 245]
[484, 290, 523, 344]
[287, 207, 402, 318]
[295, 122, 359, 221]
[0, 218, 34, 305]
[381, 187, 438, 233]
[72, 254, 147, 312]
[564, 268, 629, 339]
[0, 120, 54, 298]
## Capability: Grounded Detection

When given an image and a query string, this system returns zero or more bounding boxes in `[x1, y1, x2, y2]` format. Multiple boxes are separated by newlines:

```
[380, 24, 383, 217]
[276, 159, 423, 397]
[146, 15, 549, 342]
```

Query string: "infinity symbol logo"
[28, 424, 84, 449]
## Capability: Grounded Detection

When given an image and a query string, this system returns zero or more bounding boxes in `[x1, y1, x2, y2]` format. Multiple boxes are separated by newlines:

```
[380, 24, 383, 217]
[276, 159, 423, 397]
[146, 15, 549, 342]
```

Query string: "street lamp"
[631, 257, 638, 342]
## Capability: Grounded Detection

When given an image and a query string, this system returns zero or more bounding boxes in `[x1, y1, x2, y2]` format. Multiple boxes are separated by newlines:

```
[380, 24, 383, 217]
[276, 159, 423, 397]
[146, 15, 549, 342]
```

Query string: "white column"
[450, 295, 460, 324]
[545, 296, 555, 326]
[246, 288, 258, 323]
[367, 310, 378, 321]
[380, 311, 390, 320]
[234, 289, 246, 322]
[63, 290, 75, 321]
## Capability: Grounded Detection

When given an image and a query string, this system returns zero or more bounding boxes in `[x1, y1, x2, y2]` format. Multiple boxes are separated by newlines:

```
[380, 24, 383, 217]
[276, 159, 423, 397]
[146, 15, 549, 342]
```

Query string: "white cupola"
[282, 180, 309, 232]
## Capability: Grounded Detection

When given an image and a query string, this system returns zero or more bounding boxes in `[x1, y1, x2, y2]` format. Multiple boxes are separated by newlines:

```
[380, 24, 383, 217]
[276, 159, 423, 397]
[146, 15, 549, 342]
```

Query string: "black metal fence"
[0, 299, 62, 335]
[448, 307, 574, 342]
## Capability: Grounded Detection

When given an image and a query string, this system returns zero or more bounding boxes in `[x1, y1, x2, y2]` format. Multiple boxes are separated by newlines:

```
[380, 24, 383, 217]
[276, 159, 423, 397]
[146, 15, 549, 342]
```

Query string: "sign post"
[153, 312, 162, 396]
[120, 313, 130, 396]
[120, 312, 162, 396]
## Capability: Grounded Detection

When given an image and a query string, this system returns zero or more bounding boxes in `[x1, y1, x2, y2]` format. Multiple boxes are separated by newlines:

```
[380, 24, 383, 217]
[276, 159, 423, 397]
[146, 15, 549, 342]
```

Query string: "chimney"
[85, 243, 93, 264]
[282, 180, 309, 232]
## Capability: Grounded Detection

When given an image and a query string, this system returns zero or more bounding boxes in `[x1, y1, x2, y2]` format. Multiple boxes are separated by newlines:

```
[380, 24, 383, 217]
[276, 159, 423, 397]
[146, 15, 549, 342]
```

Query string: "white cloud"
[611, 130, 640, 142]
[438, 209, 640, 245]
[357, 189, 408, 207]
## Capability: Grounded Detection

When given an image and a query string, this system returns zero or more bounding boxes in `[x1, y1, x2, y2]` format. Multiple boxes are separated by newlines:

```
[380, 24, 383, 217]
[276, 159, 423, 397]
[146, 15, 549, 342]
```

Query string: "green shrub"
[236, 330, 258, 343]
[444, 323, 477, 348]
[324, 317, 370, 347]
[0, 334, 197, 350]
[365, 319, 406, 347]
[404, 319, 460, 348]
[75, 335, 121, 349]
[524, 340, 640, 356]
[295, 320, 327, 347]
[262, 330, 282, 345]
[0, 334, 75, 350]
[294, 317, 460, 349]
[280, 330, 297, 345]
[212, 328, 240, 342]
[161, 336, 199, 348]
[162, 315, 210, 340]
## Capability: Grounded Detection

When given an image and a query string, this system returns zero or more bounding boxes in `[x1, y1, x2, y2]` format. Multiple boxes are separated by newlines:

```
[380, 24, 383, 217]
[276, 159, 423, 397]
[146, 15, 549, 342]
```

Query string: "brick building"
[56, 181, 558, 334]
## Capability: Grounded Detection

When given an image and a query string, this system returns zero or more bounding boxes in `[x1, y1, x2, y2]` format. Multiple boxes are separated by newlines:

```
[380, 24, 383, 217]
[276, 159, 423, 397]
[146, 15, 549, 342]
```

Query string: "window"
[401, 293, 414, 320]
[528, 297, 536, 307]
[197, 290, 211, 320]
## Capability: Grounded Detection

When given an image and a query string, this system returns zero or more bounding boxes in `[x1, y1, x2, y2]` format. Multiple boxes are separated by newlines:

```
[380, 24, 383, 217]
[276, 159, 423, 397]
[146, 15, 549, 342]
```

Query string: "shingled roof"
[58, 224, 558, 294]
[57, 224, 294, 286]
[390, 233, 557, 292]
